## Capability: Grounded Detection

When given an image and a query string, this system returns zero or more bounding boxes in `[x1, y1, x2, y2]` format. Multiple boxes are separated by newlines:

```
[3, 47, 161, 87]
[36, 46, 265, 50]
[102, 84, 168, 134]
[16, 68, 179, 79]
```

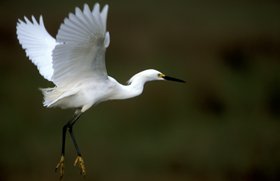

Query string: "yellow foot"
[55, 155, 65, 180]
[74, 155, 86, 176]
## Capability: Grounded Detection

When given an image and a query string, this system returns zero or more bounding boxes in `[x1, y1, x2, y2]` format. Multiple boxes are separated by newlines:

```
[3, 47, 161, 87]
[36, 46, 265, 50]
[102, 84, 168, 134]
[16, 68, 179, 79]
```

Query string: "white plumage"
[16, 3, 183, 113]
[17, 16, 56, 81]
[52, 4, 110, 86]
[17, 4, 112, 112]
[16, 3, 184, 178]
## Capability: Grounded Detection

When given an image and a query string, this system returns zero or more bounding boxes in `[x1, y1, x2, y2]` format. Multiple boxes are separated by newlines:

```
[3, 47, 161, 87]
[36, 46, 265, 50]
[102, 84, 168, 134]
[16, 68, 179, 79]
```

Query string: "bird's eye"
[158, 73, 164, 78]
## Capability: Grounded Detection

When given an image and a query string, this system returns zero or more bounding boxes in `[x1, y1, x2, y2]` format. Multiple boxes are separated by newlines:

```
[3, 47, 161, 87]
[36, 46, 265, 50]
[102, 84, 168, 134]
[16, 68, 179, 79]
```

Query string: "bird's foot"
[55, 155, 65, 180]
[74, 155, 86, 176]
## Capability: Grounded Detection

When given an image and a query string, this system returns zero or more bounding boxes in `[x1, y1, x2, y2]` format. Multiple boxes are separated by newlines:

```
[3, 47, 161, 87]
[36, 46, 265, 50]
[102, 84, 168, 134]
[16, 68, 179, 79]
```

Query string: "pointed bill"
[163, 75, 185, 83]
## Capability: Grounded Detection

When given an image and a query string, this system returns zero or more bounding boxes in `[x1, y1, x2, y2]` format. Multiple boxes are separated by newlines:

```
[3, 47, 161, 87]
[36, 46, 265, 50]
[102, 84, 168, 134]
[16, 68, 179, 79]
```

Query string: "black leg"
[67, 113, 86, 176]
[68, 125, 82, 156]
[61, 124, 68, 156]
[55, 111, 83, 179]
[60, 112, 82, 158]
[69, 110, 82, 126]
[68, 112, 82, 156]
[54, 123, 68, 180]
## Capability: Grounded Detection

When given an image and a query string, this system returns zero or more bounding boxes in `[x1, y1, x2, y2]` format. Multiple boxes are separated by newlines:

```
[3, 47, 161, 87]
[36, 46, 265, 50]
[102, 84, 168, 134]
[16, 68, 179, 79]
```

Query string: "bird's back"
[42, 77, 121, 112]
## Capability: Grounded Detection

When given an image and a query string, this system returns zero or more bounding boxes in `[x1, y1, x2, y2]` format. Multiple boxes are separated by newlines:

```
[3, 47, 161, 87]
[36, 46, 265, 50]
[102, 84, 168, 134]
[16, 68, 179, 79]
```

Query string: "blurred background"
[0, 0, 280, 180]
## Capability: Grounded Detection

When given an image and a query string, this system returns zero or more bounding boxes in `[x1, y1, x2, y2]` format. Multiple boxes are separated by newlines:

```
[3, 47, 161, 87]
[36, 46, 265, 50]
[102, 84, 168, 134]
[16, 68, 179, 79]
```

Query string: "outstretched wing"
[16, 16, 56, 81]
[52, 3, 110, 86]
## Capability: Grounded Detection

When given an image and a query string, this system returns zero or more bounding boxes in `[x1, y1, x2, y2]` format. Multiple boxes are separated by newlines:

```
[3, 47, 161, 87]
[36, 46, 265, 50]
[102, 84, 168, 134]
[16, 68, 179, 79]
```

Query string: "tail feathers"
[40, 87, 62, 107]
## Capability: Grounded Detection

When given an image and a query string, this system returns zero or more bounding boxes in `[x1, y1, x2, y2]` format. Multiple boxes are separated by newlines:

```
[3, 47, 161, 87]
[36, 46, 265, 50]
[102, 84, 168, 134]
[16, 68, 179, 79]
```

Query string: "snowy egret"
[16, 2, 185, 179]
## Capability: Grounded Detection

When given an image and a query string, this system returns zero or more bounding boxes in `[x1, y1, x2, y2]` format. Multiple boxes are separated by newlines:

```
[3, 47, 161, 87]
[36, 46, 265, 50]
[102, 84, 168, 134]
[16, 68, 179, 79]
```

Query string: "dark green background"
[0, 0, 280, 180]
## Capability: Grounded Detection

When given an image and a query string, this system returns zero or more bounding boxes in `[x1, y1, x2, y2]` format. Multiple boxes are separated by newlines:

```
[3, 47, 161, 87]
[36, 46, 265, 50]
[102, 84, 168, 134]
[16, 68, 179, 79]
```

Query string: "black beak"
[163, 75, 186, 83]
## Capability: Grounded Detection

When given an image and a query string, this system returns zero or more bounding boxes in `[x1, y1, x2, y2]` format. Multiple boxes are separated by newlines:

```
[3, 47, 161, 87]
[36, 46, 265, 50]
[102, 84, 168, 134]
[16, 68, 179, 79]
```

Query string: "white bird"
[16, 2, 185, 179]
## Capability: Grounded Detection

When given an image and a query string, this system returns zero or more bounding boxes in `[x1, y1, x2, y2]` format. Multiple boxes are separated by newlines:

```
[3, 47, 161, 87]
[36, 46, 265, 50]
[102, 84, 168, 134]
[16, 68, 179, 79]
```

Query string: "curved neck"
[109, 74, 149, 100]
[115, 80, 145, 100]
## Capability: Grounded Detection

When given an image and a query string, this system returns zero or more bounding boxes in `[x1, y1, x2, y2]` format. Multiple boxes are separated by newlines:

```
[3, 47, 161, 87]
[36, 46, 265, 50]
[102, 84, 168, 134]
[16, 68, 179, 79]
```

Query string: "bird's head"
[128, 69, 185, 84]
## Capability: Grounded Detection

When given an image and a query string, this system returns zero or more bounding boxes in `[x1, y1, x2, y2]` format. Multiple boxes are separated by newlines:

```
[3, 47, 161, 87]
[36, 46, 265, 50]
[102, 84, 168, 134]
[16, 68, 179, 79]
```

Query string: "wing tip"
[83, 3, 90, 10]
[93, 3, 100, 14]
[102, 4, 109, 12]
[39, 15, 43, 24]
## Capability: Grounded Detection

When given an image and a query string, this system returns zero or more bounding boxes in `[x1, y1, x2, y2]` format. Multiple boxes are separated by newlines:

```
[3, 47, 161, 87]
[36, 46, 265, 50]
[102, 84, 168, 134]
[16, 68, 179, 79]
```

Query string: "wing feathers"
[52, 3, 110, 86]
[16, 3, 109, 86]
[16, 16, 56, 81]
[101, 5, 109, 30]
